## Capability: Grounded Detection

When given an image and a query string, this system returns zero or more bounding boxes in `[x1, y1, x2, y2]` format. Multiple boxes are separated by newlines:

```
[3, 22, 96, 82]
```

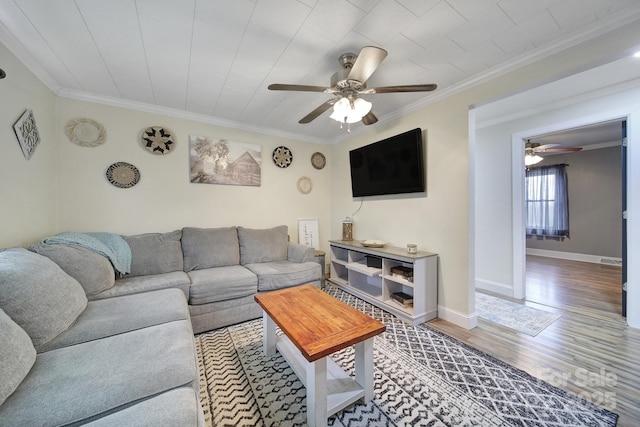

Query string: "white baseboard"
[526, 248, 622, 266]
[475, 279, 515, 298]
[437, 305, 478, 330]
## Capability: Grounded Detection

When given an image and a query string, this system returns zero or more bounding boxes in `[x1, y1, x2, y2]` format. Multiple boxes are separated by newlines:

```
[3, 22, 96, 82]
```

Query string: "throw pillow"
[181, 227, 240, 271]
[238, 225, 288, 265]
[0, 308, 36, 406]
[29, 243, 115, 298]
[123, 230, 184, 277]
[0, 248, 88, 350]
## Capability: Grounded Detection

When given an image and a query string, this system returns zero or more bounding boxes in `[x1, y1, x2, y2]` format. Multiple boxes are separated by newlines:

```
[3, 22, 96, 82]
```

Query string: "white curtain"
[525, 164, 569, 239]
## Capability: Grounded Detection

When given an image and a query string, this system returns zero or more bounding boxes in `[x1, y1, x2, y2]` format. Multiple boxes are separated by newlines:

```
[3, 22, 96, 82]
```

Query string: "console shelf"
[328, 240, 438, 325]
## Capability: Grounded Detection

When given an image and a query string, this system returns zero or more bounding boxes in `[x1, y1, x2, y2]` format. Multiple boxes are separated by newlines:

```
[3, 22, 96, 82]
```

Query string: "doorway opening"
[518, 119, 626, 317]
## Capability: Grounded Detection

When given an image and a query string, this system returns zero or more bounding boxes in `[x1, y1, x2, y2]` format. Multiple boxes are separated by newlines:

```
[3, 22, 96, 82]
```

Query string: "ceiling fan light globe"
[345, 111, 363, 123]
[329, 110, 346, 122]
[353, 97, 372, 116]
[333, 97, 350, 114]
[525, 153, 543, 166]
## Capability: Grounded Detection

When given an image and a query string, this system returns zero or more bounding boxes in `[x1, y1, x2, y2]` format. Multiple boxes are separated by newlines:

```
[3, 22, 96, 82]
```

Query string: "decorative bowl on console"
[360, 240, 387, 248]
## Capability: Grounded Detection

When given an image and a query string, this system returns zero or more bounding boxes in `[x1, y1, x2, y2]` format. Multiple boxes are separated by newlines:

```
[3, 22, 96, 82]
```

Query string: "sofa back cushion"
[182, 227, 240, 272]
[238, 225, 288, 265]
[0, 248, 88, 350]
[0, 308, 36, 406]
[123, 230, 184, 277]
[29, 243, 115, 297]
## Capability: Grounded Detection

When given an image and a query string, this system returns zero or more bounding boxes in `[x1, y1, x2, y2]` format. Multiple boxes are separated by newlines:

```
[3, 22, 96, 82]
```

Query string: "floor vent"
[600, 257, 622, 266]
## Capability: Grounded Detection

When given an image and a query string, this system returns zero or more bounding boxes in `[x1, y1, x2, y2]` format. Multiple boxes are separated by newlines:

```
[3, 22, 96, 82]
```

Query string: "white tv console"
[328, 240, 438, 325]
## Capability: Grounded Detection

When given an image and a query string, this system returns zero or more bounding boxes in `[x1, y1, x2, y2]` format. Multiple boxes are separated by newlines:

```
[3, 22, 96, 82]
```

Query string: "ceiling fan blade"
[367, 84, 437, 93]
[539, 147, 583, 153]
[361, 110, 378, 125]
[268, 83, 329, 93]
[347, 46, 388, 84]
[532, 143, 559, 151]
[299, 100, 335, 124]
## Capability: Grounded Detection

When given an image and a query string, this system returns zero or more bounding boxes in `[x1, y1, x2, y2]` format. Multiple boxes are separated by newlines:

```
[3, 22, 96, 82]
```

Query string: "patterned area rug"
[475, 292, 561, 336]
[196, 285, 616, 426]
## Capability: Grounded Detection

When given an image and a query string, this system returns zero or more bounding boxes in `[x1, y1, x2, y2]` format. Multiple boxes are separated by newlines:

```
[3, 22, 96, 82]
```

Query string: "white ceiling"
[2, 0, 640, 144]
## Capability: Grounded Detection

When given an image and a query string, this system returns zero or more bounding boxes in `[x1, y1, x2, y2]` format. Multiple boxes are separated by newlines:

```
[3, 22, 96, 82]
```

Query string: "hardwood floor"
[428, 255, 640, 426]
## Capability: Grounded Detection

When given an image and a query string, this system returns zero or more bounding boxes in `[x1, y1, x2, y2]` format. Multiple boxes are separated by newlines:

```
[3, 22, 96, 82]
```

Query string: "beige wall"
[54, 98, 332, 249]
[3, 19, 640, 327]
[0, 43, 56, 247]
[331, 20, 640, 325]
[329, 97, 470, 322]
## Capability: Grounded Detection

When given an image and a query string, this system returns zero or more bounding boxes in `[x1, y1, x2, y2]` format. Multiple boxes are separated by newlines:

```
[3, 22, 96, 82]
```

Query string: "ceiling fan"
[268, 46, 437, 128]
[525, 142, 582, 166]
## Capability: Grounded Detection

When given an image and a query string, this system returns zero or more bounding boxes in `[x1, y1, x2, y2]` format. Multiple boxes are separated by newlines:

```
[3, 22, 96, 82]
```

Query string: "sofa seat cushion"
[245, 260, 321, 291]
[187, 265, 257, 305]
[0, 308, 36, 406]
[84, 387, 203, 426]
[0, 320, 198, 426]
[238, 225, 288, 264]
[0, 248, 88, 350]
[38, 289, 190, 352]
[29, 243, 115, 297]
[182, 227, 240, 271]
[92, 271, 190, 300]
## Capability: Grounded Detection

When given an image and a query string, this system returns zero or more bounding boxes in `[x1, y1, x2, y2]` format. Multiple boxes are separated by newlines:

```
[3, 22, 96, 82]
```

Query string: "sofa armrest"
[287, 243, 315, 263]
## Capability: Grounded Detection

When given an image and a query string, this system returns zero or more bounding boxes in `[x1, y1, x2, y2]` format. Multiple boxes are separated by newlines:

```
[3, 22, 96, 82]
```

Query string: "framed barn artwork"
[189, 135, 261, 186]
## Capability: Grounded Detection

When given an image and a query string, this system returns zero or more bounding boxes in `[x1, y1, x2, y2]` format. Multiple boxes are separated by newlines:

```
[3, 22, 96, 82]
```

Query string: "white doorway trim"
[511, 113, 630, 303]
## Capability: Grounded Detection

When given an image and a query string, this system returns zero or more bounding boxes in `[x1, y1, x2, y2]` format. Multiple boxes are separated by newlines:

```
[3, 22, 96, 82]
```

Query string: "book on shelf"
[390, 291, 413, 308]
[390, 266, 413, 282]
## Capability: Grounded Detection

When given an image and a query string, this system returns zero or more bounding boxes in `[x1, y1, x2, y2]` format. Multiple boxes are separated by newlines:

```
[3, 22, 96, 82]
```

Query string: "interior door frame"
[622, 120, 628, 317]
[511, 114, 628, 301]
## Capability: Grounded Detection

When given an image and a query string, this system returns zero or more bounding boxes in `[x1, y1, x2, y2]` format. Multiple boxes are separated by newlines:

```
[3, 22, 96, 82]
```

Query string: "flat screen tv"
[349, 128, 424, 197]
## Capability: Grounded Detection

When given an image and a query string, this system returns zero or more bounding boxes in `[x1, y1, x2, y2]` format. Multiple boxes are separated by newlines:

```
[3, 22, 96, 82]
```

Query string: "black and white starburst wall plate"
[272, 146, 293, 168]
[141, 126, 175, 155]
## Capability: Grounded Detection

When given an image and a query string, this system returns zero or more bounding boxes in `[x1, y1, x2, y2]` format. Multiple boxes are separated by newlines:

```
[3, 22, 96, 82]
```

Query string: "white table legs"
[307, 357, 328, 427]
[261, 312, 375, 427]
[263, 312, 276, 356]
[354, 338, 375, 402]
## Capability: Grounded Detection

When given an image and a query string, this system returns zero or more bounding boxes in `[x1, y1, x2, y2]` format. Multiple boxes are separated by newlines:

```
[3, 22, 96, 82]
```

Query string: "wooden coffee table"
[254, 284, 385, 427]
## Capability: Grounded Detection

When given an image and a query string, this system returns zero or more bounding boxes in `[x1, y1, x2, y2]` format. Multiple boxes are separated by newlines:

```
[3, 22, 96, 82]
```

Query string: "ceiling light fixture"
[329, 95, 372, 132]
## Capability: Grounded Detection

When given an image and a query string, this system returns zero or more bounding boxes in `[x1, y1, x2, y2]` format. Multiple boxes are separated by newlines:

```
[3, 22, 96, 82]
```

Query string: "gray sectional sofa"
[0, 225, 322, 426]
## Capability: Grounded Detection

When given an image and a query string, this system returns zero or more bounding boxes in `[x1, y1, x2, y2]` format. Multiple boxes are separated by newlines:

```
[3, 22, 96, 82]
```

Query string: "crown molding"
[384, 6, 640, 123]
[55, 88, 329, 145]
[4, 5, 640, 146]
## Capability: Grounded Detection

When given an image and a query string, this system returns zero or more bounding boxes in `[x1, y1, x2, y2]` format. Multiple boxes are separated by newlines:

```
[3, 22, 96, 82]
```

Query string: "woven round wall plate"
[105, 162, 140, 188]
[272, 146, 293, 168]
[141, 126, 175, 154]
[311, 152, 326, 169]
[297, 176, 312, 194]
[65, 118, 106, 147]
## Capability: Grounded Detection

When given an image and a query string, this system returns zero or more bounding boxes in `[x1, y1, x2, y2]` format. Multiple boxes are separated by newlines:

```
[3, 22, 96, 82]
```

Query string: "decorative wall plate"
[272, 146, 293, 168]
[311, 152, 326, 169]
[13, 109, 41, 159]
[106, 162, 140, 188]
[297, 176, 312, 194]
[65, 118, 106, 147]
[141, 126, 175, 154]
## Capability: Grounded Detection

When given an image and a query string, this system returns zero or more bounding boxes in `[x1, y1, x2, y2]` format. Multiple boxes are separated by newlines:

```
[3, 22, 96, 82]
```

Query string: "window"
[525, 164, 569, 239]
